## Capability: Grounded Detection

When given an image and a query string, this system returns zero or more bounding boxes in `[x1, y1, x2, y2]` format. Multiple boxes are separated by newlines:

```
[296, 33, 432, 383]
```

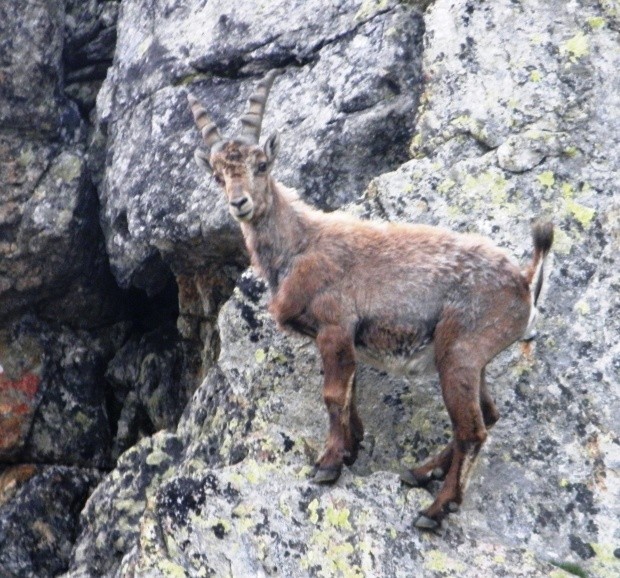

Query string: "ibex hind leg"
[401, 367, 498, 489]
[414, 350, 488, 530]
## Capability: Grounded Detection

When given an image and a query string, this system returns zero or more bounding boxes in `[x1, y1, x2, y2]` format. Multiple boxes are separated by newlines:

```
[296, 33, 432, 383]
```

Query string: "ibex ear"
[263, 132, 280, 164]
[194, 149, 212, 173]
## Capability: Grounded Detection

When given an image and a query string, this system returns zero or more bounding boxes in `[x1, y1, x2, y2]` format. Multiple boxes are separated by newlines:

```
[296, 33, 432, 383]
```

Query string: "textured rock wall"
[1, 0, 619, 577]
[0, 1, 196, 575]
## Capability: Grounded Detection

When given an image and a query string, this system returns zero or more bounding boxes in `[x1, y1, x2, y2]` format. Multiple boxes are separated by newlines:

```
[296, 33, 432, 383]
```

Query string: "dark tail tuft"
[521, 221, 554, 342]
[532, 221, 554, 256]
[527, 221, 554, 306]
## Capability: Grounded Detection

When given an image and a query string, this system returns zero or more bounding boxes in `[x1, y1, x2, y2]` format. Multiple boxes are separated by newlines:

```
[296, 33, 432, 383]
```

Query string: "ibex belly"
[354, 319, 436, 377]
[357, 343, 436, 377]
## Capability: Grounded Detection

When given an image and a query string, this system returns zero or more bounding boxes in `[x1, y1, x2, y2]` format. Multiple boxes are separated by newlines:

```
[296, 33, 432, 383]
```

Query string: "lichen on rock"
[1, 0, 619, 577]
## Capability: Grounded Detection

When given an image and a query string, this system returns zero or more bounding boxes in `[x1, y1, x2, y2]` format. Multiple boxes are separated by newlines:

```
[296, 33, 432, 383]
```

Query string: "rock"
[96, 0, 424, 292]
[124, 465, 560, 577]
[67, 1, 619, 577]
[105, 326, 194, 460]
[0, 0, 65, 136]
[0, 465, 101, 578]
[64, 1, 120, 115]
[66, 432, 184, 578]
[0, 330, 43, 459]
[0, 0, 123, 327]
[0, 316, 131, 469]
[1, 0, 619, 577]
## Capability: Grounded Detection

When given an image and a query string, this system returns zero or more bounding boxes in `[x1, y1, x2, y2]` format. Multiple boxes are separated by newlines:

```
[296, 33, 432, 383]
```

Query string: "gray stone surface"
[96, 0, 424, 291]
[1, 0, 619, 577]
[0, 465, 101, 578]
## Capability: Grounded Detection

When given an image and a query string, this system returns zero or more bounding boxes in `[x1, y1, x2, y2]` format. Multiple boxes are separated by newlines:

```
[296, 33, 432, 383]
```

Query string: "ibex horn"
[239, 69, 282, 144]
[187, 93, 223, 149]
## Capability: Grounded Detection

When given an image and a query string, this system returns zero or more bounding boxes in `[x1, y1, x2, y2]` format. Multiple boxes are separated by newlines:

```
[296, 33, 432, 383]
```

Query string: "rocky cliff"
[0, 0, 618, 577]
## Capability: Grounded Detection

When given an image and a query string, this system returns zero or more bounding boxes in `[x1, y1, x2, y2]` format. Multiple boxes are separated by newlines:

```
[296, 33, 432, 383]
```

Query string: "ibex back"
[187, 71, 554, 530]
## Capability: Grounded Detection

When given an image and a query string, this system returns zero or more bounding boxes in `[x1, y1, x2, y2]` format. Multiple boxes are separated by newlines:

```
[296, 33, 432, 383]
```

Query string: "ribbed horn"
[239, 70, 281, 143]
[187, 93, 223, 149]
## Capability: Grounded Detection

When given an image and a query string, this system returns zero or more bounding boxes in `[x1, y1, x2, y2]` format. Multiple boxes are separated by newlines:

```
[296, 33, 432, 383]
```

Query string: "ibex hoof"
[432, 467, 445, 480]
[414, 514, 440, 531]
[311, 466, 342, 484]
[400, 468, 431, 488]
[447, 501, 460, 513]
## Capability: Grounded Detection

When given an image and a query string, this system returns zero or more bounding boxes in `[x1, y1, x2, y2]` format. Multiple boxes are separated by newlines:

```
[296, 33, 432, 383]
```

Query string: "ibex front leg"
[311, 325, 364, 484]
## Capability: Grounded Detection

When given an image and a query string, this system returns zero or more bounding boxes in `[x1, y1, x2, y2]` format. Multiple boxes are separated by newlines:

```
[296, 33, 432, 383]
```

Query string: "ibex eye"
[257, 162, 268, 173]
[213, 174, 224, 185]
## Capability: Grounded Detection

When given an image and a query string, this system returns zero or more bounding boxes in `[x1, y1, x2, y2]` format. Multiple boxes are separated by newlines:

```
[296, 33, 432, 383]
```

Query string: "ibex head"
[188, 70, 281, 222]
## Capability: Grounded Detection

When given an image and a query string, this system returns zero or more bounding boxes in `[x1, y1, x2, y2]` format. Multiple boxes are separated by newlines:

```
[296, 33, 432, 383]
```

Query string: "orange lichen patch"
[0, 372, 41, 398]
[0, 464, 37, 507]
[0, 413, 30, 451]
[519, 339, 535, 359]
[0, 372, 40, 454]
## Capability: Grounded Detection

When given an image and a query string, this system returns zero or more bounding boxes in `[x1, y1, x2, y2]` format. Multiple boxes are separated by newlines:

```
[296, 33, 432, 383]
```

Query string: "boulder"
[0, 465, 101, 578]
[96, 0, 424, 291]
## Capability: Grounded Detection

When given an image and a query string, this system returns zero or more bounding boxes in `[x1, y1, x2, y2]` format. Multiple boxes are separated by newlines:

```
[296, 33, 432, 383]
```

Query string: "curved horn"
[187, 93, 223, 149]
[239, 70, 282, 143]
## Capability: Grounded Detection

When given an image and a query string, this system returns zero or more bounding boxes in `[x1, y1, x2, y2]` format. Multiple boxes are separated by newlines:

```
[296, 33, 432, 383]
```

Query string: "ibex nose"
[230, 197, 249, 210]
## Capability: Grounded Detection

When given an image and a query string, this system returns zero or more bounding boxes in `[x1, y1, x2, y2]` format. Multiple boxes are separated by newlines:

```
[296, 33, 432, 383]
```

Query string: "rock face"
[1, 0, 619, 577]
[96, 0, 424, 292]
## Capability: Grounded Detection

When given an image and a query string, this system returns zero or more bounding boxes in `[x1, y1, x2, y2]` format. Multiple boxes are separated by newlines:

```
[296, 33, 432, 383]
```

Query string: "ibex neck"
[240, 179, 310, 291]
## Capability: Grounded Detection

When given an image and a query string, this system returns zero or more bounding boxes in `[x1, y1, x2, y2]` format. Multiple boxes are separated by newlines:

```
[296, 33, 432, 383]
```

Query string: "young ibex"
[187, 71, 554, 529]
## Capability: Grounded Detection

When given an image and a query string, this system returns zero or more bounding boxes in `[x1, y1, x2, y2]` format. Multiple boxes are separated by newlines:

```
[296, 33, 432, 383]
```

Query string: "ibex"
[187, 71, 554, 529]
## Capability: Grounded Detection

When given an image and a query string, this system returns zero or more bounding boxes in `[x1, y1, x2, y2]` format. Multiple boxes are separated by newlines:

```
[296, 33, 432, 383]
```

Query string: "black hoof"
[447, 501, 460, 513]
[400, 468, 431, 487]
[414, 514, 440, 531]
[311, 466, 342, 484]
[432, 467, 445, 480]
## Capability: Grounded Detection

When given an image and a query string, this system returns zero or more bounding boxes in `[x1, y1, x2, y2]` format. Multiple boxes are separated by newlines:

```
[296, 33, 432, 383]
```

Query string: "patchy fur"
[188, 74, 554, 529]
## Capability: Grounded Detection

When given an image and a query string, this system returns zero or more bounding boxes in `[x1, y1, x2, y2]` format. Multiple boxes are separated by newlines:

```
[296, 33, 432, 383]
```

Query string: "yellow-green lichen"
[550, 228, 574, 255]
[423, 549, 466, 573]
[530, 69, 542, 82]
[549, 570, 573, 578]
[560, 31, 590, 62]
[307, 498, 320, 524]
[530, 33, 544, 45]
[587, 16, 606, 29]
[115, 499, 146, 517]
[50, 153, 83, 183]
[537, 171, 555, 189]
[591, 542, 620, 565]
[254, 348, 266, 363]
[157, 559, 189, 577]
[206, 517, 231, 538]
[303, 525, 365, 578]
[231, 503, 255, 533]
[410, 132, 423, 156]
[325, 504, 352, 531]
[451, 115, 487, 142]
[146, 449, 170, 466]
[566, 199, 596, 228]
[279, 496, 293, 518]
[574, 300, 590, 315]
[355, 0, 389, 21]
[437, 178, 456, 194]
[559, 182, 596, 228]
[462, 170, 508, 204]
[244, 459, 274, 484]
[563, 146, 579, 158]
